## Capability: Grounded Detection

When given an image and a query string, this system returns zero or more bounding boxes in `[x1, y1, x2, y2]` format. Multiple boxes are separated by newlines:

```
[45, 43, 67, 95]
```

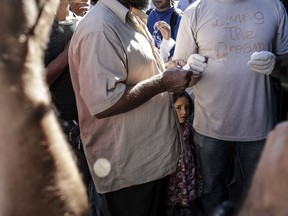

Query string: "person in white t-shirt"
[173, 0, 288, 214]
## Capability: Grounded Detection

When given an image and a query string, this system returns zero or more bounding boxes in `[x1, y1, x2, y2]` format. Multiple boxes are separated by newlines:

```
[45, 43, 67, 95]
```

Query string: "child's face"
[174, 96, 190, 124]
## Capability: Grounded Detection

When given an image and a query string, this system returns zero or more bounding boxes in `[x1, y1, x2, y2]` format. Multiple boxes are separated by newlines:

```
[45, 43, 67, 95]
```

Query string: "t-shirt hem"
[194, 129, 268, 142]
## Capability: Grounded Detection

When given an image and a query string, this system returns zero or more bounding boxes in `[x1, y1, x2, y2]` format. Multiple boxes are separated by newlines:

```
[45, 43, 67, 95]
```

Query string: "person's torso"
[69, 0, 179, 193]
[175, 0, 288, 141]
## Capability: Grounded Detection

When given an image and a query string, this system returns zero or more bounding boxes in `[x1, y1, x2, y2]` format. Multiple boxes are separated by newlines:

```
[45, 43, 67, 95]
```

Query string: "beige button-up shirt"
[69, 0, 180, 193]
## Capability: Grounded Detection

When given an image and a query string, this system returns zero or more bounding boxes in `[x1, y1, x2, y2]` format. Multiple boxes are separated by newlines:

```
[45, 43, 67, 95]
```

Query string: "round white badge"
[93, 158, 111, 177]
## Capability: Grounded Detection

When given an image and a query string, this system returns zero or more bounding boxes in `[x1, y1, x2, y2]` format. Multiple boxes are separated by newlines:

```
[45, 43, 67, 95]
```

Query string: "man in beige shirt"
[68, 0, 193, 214]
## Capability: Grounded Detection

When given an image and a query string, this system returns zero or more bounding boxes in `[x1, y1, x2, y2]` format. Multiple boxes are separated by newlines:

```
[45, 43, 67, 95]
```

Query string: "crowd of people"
[42, 0, 288, 215]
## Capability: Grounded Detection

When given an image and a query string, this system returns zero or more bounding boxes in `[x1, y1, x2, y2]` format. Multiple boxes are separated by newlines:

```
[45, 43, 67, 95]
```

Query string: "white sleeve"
[159, 38, 176, 62]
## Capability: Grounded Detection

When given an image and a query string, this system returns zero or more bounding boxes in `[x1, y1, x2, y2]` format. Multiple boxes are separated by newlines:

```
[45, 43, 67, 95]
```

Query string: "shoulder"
[171, 8, 183, 22]
[173, 8, 183, 15]
[147, 9, 158, 22]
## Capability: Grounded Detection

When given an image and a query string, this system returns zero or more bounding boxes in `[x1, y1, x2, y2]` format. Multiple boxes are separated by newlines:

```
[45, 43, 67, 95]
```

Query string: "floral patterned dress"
[166, 115, 202, 216]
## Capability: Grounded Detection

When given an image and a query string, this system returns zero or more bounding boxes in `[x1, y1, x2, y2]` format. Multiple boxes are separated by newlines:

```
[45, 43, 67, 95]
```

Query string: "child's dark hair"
[172, 92, 194, 115]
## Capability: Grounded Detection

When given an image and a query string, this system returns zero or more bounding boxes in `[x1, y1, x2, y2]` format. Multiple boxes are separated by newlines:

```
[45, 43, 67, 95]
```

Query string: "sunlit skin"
[156, 20, 171, 40]
[56, 0, 82, 21]
[70, 0, 90, 17]
[173, 96, 191, 126]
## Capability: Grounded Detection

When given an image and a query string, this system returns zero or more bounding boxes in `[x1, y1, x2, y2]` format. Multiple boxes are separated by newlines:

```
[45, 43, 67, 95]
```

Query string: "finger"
[157, 23, 170, 31]
[248, 57, 273, 66]
[191, 58, 207, 67]
[248, 63, 271, 70]
[251, 51, 274, 61]
[161, 23, 170, 29]
[251, 55, 272, 62]
[248, 62, 273, 71]
[157, 20, 168, 25]
[157, 21, 168, 26]
[189, 54, 206, 63]
[189, 60, 207, 72]
[190, 65, 205, 72]
[158, 26, 169, 32]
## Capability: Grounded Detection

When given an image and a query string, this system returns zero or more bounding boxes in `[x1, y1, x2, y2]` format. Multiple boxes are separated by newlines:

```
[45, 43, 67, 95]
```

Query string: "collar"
[131, 8, 148, 24]
[100, 0, 129, 23]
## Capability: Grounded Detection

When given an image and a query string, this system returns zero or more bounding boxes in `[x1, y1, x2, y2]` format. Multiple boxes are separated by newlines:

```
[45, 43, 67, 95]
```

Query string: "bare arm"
[96, 67, 193, 119]
[45, 41, 70, 86]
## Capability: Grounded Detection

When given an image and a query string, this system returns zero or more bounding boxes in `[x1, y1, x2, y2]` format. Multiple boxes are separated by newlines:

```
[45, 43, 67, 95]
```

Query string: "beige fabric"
[69, 0, 179, 193]
[128, 9, 165, 72]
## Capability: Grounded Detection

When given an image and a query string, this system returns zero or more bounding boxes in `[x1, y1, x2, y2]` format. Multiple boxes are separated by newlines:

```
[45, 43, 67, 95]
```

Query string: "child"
[167, 92, 203, 216]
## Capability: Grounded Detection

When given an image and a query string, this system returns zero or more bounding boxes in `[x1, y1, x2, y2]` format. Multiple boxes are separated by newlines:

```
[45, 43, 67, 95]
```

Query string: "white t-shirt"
[173, 0, 288, 141]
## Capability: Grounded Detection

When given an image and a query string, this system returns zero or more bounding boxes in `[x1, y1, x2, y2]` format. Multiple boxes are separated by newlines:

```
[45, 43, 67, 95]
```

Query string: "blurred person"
[173, 0, 288, 215]
[0, 0, 88, 215]
[236, 121, 288, 215]
[44, 0, 99, 215]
